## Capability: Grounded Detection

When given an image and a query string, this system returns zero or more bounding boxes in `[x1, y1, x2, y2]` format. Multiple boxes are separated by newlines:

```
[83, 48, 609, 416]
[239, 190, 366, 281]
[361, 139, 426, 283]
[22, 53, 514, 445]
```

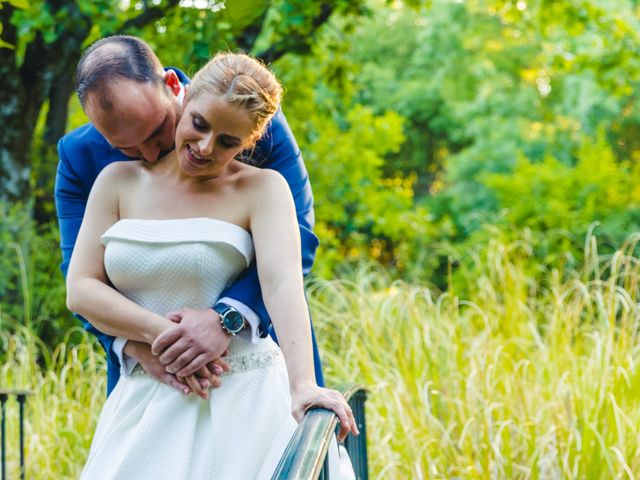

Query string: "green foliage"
[274, 35, 430, 276]
[0, 204, 75, 345]
[314, 0, 640, 285]
[0, 0, 29, 48]
[484, 131, 640, 242]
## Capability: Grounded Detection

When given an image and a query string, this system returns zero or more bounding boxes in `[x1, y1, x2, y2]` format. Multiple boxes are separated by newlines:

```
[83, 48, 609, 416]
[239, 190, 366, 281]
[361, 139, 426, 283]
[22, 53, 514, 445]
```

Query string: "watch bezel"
[214, 304, 245, 335]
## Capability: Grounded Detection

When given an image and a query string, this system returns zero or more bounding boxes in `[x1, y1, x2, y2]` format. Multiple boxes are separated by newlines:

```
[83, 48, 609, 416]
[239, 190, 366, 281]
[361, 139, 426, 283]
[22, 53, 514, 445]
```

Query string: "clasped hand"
[151, 307, 232, 399]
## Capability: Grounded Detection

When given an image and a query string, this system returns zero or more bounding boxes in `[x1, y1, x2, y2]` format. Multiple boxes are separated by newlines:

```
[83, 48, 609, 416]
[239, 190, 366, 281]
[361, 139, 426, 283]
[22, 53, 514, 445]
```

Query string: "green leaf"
[224, 0, 267, 22]
[7, 0, 30, 9]
[0, 22, 14, 49]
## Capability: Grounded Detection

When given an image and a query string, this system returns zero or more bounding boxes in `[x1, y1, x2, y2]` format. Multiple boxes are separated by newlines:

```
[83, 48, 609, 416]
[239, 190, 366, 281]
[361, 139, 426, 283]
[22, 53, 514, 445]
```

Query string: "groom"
[55, 35, 324, 394]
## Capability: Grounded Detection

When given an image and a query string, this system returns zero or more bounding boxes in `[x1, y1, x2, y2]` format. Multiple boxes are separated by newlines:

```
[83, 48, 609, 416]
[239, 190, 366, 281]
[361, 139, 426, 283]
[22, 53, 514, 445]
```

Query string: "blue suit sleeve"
[219, 109, 319, 336]
[55, 135, 118, 361]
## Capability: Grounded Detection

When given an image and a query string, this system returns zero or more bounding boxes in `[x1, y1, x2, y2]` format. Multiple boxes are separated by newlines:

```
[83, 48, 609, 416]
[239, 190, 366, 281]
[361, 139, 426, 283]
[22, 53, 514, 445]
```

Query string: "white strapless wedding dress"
[80, 218, 352, 480]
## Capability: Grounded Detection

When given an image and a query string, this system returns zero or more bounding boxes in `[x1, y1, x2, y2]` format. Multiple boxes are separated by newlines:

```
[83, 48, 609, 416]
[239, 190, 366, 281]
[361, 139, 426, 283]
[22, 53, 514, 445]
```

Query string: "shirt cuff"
[217, 297, 260, 344]
[112, 337, 138, 376]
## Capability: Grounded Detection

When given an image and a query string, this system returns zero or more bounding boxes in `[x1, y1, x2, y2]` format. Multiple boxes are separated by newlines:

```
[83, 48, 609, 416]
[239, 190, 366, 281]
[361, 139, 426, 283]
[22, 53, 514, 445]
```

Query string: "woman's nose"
[198, 135, 215, 156]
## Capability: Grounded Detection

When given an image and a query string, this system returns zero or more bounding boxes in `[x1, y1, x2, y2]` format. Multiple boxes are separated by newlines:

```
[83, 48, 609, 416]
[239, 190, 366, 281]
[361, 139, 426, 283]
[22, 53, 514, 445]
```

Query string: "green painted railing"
[0, 389, 31, 480]
[272, 384, 368, 480]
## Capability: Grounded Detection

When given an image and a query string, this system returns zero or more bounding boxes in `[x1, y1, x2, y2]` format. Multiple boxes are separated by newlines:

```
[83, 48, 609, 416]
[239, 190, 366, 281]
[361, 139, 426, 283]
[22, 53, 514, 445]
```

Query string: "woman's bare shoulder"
[237, 165, 289, 195]
[94, 160, 144, 187]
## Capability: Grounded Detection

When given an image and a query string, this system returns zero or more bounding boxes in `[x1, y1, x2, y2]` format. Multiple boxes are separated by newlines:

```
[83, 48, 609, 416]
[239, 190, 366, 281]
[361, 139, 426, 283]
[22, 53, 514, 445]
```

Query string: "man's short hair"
[75, 35, 164, 110]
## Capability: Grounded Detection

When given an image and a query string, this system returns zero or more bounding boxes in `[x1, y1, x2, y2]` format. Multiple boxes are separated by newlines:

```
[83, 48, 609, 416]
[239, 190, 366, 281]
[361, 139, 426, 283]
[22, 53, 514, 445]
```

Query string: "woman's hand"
[179, 361, 231, 400]
[291, 383, 360, 442]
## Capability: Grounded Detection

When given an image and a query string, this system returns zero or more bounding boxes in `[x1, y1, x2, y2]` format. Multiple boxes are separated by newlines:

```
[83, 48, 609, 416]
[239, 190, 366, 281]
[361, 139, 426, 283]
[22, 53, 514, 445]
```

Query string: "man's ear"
[164, 69, 181, 97]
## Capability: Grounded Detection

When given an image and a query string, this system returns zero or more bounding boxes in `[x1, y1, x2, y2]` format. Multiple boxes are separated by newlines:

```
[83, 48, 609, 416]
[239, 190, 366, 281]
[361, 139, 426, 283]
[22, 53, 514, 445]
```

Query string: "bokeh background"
[2, 0, 640, 478]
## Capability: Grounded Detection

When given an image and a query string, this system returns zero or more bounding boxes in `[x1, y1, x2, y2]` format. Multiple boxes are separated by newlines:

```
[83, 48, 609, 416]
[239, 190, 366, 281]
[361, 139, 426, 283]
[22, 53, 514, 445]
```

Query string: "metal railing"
[0, 389, 31, 480]
[272, 383, 368, 480]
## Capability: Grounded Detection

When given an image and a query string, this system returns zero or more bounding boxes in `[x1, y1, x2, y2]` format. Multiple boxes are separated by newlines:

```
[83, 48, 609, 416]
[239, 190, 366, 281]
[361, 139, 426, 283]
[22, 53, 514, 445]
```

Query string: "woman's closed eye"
[218, 137, 239, 149]
[192, 115, 208, 131]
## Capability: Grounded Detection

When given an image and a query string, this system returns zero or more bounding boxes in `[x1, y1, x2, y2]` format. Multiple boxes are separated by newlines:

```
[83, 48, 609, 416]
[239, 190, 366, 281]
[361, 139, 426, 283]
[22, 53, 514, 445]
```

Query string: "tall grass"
[0, 325, 105, 478]
[3, 234, 640, 478]
[311, 234, 640, 479]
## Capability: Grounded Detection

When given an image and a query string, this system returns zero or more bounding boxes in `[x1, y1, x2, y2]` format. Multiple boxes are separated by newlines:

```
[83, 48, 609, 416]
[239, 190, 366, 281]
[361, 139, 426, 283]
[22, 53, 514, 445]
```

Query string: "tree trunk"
[33, 63, 79, 223]
[0, 3, 31, 205]
[0, 0, 184, 206]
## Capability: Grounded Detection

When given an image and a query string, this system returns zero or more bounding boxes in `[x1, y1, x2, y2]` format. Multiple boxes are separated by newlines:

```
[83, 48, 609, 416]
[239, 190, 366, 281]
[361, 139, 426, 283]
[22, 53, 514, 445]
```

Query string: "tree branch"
[256, 3, 334, 64]
[0, 2, 18, 77]
[115, 0, 181, 34]
[235, 7, 270, 53]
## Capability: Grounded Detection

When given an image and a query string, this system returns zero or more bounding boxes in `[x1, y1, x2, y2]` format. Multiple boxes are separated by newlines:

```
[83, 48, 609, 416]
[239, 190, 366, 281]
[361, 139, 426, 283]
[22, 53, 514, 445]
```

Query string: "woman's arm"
[66, 163, 175, 344]
[249, 170, 358, 440]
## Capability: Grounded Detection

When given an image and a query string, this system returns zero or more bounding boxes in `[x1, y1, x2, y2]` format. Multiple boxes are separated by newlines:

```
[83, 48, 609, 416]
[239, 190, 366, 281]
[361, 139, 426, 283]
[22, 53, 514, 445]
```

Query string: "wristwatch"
[213, 303, 246, 336]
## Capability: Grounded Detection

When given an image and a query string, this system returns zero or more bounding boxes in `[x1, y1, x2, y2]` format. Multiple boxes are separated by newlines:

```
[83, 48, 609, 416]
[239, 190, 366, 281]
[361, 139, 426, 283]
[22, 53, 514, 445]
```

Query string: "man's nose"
[139, 144, 161, 163]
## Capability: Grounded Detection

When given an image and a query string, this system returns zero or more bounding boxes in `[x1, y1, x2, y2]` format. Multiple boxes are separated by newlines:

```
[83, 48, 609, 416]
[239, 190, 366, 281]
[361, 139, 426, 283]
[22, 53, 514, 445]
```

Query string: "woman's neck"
[150, 150, 237, 186]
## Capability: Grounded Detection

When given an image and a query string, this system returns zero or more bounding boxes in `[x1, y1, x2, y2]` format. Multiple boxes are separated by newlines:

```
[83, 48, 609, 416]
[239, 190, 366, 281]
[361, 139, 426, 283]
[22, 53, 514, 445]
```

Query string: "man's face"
[85, 79, 181, 163]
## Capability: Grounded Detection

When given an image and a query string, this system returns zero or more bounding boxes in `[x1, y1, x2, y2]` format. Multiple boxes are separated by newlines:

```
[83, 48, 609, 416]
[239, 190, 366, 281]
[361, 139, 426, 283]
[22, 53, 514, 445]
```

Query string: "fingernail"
[183, 388, 189, 394]
[213, 366, 223, 376]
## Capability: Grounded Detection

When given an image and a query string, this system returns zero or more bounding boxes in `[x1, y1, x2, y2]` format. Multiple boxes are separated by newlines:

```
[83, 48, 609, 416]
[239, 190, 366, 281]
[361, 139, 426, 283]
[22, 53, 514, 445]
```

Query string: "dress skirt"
[81, 337, 299, 480]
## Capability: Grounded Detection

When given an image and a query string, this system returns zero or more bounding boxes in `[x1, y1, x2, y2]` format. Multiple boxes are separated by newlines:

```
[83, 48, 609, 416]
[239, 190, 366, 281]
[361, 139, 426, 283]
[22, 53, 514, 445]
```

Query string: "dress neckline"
[114, 217, 251, 237]
[101, 217, 254, 266]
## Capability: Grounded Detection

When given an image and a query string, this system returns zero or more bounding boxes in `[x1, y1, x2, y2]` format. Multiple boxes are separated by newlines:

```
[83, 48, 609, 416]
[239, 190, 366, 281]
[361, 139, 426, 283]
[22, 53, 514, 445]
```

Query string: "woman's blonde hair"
[187, 52, 283, 147]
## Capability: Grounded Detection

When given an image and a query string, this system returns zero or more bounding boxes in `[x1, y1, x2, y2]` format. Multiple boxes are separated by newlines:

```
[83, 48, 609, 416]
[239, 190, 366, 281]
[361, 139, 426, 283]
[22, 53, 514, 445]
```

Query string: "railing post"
[17, 394, 26, 480]
[345, 389, 368, 480]
[1, 392, 7, 480]
[0, 390, 31, 480]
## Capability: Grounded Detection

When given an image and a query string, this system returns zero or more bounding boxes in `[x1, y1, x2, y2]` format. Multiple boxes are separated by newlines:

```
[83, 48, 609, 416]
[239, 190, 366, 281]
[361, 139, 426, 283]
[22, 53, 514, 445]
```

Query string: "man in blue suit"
[55, 35, 324, 395]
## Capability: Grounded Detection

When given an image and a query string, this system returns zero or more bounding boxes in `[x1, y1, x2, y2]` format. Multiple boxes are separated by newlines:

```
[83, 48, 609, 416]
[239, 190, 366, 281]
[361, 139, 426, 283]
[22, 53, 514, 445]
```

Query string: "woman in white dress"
[66, 52, 358, 479]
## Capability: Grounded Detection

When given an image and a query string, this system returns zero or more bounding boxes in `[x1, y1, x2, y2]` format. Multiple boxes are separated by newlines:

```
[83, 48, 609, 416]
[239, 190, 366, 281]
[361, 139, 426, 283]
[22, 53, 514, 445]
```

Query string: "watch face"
[224, 310, 245, 333]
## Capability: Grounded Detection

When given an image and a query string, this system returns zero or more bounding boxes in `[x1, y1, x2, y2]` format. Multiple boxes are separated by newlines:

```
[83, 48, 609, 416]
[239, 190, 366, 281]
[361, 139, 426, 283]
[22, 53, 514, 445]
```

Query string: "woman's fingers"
[164, 309, 185, 323]
[292, 388, 360, 440]
[213, 357, 231, 373]
[181, 374, 208, 400]
[162, 372, 191, 395]
[331, 397, 352, 442]
[197, 365, 221, 389]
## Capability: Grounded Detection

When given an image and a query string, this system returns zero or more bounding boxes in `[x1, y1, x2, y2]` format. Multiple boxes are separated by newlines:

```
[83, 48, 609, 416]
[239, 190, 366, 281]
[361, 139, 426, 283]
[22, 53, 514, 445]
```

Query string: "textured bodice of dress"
[101, 217, 254, 316]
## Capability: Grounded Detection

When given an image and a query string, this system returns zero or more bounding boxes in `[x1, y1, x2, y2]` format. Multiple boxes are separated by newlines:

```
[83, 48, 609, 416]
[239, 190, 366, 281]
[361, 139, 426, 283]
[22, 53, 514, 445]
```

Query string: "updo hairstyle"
[186, 52, 282, 148]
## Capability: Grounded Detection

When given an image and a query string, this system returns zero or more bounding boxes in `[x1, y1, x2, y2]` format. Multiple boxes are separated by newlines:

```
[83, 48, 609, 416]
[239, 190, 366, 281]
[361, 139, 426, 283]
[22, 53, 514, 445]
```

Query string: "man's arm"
[55, 134, 118, 361]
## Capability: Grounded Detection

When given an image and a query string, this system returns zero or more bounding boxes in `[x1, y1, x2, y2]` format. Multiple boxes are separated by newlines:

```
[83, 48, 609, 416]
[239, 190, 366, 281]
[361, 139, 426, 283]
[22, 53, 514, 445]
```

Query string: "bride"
[66, 52, 358, 479]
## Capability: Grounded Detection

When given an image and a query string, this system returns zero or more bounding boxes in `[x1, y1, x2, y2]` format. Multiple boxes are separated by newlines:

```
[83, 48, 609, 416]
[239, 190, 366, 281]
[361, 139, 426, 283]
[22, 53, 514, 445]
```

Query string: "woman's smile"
[186, 144, 212, 167]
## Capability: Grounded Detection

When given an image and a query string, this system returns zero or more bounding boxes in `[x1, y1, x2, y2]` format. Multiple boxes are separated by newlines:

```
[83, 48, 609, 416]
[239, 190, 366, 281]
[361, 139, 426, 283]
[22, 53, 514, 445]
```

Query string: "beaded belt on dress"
[129, 348, 284, 378]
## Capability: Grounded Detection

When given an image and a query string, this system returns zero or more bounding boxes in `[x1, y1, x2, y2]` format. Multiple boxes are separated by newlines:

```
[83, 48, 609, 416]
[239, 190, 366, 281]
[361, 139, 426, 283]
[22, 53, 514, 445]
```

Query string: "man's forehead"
[86, 79, 166, 113]
[87, 96, 168, 149]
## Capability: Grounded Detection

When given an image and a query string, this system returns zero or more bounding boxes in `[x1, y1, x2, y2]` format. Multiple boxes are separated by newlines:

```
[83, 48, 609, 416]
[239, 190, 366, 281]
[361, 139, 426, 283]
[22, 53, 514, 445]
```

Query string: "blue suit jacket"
[55, 69, 324, 392]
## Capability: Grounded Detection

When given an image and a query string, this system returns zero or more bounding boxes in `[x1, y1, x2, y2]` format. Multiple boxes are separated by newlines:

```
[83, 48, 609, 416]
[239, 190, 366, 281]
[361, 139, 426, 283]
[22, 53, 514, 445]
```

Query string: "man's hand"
[151, 308, 232, 378]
